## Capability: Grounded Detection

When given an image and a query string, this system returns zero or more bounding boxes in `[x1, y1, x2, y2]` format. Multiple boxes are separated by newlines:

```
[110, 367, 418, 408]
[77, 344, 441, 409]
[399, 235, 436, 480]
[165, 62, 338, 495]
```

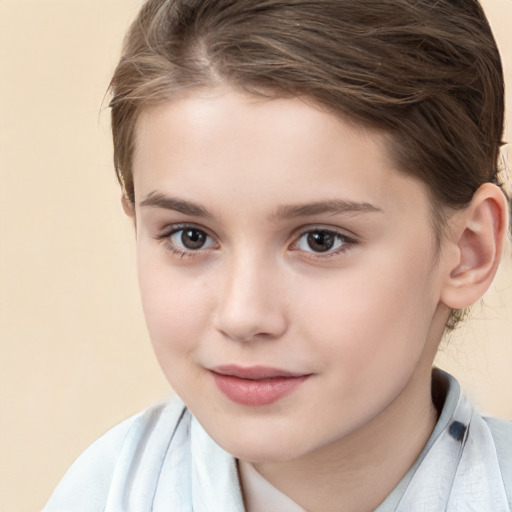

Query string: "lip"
[210, 365, 311, 406]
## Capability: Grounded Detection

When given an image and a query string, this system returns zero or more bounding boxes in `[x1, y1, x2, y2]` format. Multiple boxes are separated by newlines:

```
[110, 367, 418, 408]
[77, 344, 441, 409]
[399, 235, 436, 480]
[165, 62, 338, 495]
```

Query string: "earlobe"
[441, 183, 508, 309]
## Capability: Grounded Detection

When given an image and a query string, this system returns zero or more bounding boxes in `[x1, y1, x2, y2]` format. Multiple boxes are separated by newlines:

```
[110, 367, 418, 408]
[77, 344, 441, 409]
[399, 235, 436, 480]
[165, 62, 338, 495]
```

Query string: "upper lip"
[211, 364, 307, 380]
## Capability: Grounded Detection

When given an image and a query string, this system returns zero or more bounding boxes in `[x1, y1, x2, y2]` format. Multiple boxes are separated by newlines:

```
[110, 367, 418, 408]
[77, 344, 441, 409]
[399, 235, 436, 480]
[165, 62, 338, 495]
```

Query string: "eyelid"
[291, 224, 358, 243]
[157, 222, 216, 240]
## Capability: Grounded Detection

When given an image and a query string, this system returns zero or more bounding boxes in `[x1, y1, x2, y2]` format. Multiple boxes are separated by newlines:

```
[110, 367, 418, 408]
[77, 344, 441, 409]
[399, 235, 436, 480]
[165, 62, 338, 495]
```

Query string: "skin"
[127, 86, 506, 512]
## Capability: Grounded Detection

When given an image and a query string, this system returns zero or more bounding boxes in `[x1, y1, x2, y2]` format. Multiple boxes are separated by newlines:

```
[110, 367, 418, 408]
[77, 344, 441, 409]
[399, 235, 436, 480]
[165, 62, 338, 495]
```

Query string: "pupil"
[307, 231, 334, 252]
[182, 229, 206, 249]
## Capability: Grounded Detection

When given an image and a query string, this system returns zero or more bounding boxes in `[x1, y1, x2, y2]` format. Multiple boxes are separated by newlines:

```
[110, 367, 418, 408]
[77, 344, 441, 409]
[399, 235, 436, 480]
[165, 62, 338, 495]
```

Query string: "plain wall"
[0, 1, 510, 510]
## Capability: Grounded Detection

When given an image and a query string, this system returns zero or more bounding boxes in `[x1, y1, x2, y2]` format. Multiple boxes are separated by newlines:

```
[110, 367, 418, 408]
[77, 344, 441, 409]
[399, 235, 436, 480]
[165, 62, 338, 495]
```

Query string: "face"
[132, 86, 450, 463]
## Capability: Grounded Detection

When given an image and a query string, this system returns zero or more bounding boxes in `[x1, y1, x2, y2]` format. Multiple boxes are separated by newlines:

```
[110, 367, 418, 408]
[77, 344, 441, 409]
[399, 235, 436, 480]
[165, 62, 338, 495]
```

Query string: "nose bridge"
[214, 247, 287, 342]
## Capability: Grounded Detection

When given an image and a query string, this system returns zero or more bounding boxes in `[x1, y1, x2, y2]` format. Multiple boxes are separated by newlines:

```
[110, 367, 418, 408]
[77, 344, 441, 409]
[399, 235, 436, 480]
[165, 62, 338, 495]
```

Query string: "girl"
[45, 0, 511, 510]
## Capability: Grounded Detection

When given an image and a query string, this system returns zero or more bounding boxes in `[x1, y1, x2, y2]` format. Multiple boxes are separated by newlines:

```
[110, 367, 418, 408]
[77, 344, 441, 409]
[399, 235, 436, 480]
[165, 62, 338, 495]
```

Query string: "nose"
[213, 253, 288, 342]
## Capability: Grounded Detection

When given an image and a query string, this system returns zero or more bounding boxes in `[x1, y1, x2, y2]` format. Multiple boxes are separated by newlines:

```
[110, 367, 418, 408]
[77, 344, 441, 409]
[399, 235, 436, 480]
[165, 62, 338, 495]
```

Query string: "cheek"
[296, 251, 437, 375]
[293, 271, 436, 430]
[137, 253, 213, 356]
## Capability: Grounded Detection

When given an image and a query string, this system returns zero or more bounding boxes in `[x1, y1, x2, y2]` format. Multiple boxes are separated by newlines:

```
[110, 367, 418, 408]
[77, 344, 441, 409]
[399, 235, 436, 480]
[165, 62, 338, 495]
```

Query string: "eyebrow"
[272, 199, 383, 219]
[140, 191, 382, 219]
[140, 192, 213, 218]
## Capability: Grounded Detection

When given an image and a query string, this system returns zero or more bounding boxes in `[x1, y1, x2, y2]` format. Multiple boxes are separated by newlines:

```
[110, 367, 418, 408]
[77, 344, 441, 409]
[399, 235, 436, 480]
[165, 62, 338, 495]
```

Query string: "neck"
[253, 366, 439, 512]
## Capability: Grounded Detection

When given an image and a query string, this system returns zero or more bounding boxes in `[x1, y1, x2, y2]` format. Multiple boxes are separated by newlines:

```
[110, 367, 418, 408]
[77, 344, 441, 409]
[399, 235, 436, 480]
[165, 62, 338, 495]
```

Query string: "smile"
[210, 365, 311, 406]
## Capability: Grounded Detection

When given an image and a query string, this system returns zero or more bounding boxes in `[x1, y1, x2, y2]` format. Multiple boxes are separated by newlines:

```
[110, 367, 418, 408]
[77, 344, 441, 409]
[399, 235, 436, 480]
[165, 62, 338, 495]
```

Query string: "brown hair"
[109, 0, 506, 328]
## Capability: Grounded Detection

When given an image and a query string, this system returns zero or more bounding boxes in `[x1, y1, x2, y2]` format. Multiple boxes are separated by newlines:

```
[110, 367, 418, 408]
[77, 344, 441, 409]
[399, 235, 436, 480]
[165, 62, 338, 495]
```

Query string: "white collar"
[238, 458, 307, 512]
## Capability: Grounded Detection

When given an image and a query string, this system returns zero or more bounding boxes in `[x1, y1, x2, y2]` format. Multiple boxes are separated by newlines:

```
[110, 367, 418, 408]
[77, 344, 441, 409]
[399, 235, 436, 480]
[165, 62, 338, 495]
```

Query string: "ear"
[121, 194, 135, 218]
[440, 183, 509, 309]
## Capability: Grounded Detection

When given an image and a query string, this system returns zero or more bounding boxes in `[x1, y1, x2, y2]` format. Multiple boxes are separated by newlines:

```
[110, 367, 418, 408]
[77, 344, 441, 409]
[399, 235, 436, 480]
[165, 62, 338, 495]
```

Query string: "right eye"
[156, 225, 217, 257]
[171, 228, 214, 250]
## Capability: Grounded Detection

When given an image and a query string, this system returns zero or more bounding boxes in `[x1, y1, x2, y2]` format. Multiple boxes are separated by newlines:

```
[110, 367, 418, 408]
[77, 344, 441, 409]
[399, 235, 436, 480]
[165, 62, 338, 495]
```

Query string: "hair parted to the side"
[109, 0, 507, 329]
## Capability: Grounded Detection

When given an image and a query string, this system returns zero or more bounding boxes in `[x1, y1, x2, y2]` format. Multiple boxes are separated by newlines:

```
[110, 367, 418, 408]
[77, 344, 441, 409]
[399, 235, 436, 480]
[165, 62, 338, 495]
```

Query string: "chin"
[228, 443, 300, 464]
[207, 424, 312, 463]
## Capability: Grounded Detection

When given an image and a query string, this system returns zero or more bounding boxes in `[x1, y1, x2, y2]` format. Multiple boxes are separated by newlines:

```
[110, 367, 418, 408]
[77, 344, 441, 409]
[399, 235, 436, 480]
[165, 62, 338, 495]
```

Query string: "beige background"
[0, 1, 510, 511]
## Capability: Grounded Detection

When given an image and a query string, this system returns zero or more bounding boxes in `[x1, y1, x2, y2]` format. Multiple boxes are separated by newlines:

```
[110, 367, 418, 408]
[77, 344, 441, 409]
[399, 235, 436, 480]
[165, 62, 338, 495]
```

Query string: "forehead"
[132, 86, 431, 223]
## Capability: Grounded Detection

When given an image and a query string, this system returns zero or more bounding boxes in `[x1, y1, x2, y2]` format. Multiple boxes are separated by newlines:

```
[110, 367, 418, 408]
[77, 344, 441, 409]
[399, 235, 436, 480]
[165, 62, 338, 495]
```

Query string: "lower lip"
[211, 372, 309, 406]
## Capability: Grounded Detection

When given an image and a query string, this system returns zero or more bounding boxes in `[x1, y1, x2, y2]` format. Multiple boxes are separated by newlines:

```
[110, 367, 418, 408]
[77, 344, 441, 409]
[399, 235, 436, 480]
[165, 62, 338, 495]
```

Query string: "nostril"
[217, 326, 273, 343]
[214, 311, 287, 343]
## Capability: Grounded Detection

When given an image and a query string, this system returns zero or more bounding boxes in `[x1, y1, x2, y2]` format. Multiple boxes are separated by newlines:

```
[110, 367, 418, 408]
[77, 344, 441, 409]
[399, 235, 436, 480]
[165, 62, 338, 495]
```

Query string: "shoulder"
[484, 415, 512, 444]
[43, 397, 186, 512]
[484, 415, 512, 508]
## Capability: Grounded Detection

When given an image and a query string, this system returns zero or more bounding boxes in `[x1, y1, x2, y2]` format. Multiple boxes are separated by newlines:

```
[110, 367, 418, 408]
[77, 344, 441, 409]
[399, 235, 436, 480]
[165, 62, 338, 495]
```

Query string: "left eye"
[295, 230, 349, 253]
[169, 228, 216, 251]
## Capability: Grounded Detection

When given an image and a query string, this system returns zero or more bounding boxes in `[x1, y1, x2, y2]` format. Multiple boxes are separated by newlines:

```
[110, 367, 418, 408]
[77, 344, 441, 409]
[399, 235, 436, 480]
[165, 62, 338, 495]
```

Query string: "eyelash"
[154, 224, 357, 261]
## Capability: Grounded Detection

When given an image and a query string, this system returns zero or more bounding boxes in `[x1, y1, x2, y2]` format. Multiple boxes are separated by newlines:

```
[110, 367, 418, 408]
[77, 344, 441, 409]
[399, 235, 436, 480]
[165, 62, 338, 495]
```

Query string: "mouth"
[209, 365, 311, 406]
